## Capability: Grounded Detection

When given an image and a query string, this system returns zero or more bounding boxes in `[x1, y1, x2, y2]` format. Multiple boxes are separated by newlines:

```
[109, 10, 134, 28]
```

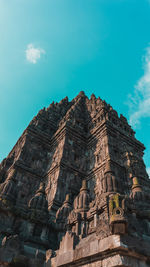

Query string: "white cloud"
[147, 167, 150, 178]
[25, 43, 45, 64]
[128, 45, 150, 127]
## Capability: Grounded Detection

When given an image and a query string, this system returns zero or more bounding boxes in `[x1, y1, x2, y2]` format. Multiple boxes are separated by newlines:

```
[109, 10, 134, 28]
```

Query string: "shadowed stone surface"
[0, 92, 150, 266]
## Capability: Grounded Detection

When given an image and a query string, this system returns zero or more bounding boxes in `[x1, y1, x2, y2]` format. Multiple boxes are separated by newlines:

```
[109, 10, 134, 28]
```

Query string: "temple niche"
[0, 92, 150, 267]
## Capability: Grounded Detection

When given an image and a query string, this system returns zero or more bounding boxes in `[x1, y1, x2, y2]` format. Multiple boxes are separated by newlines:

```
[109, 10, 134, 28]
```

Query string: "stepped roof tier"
[0, 92, 150, 267]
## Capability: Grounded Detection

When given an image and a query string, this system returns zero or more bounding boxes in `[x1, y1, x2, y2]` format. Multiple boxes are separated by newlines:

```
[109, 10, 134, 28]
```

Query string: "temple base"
[46, 234, 150, 267]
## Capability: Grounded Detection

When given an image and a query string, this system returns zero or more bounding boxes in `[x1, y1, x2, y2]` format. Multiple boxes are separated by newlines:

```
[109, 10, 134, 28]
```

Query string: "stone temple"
[0, 91, 150, 267]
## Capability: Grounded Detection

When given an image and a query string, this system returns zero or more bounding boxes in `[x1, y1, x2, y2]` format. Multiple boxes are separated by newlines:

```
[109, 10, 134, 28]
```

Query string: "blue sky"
[0, 0, 150, 176]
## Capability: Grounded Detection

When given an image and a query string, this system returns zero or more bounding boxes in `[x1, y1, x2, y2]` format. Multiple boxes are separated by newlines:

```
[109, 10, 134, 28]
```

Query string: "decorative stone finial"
[104, 160, 112, 174]
[132, 177, 142, 192]
[80, 179, 87, 191]
[28, 182, 48, 212]
[73, 179, 89, 211]
[90, 93, 96, 100]
[109, 194, 127, 235]
[64, 193, 71, 205]
[104, 160, 115, 175]
[56, 193, 72, 225]
[131, 177, 144, 201]
[78, 91, 85, 97]
[36, 182, 45, 194]
[65, 193, 70, 201]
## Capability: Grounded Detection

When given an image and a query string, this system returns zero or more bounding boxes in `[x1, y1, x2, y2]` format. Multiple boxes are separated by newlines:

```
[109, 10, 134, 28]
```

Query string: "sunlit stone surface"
[0, 92, 150, 266]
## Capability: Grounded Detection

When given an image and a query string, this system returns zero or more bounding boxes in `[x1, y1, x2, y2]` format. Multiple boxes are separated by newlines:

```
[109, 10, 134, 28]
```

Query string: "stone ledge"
[48, 234, 150, 267]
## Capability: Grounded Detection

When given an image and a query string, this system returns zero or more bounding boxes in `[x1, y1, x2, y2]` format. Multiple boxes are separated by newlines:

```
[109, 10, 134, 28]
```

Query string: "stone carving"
[0, 92, 150, 266]
[109, 193, 127, 234]
[96, 219, 111, 239]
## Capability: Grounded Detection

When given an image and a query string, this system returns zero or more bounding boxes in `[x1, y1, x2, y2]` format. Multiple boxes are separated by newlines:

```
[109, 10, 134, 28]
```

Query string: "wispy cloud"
[128, 45, 150, 127]
[25, 43, 45, 64]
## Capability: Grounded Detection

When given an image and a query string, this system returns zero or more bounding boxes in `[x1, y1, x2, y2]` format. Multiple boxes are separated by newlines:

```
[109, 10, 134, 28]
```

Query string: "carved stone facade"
[0, 92, 150, 266]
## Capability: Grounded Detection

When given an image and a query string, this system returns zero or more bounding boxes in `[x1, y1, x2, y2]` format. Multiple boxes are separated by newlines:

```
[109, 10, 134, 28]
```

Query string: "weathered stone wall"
[0, 92, 150, 266]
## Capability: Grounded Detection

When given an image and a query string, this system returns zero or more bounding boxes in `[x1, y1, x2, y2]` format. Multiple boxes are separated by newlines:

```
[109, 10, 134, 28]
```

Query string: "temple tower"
[0, 92, 150, 267]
